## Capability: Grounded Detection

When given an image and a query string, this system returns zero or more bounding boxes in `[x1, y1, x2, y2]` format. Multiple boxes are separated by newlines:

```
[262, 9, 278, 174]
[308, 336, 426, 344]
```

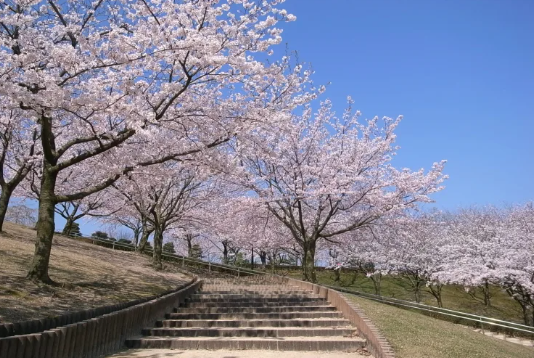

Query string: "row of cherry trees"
[0, 0, 315, 283]
[324, 205, 534, 326]
[0, 0, 447, 286]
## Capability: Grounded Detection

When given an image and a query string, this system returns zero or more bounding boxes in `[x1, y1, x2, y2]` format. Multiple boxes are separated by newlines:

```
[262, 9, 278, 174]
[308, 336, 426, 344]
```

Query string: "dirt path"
[0, 222, 189, 323]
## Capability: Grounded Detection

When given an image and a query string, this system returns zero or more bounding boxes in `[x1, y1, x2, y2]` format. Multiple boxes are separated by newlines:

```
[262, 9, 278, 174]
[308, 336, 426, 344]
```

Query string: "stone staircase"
[125, 277, 366, 352]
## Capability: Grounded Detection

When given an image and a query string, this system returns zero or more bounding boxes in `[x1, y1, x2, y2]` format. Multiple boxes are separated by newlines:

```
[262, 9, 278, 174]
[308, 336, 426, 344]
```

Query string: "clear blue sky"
[36, 0, 533, 236]
[275, 0, 533, 209]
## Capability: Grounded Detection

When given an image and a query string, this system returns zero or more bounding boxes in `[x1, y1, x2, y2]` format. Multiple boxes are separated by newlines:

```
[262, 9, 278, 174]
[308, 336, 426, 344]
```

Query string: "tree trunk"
[482, 280, 491, 307]
[414, 280, 424, 303]
[333, 268, 341, 283]
[259, 251, 267, 269]
[0, 186, 13, 232]
[222, 241, 229, 264]
[61, 217, 75, 236]
[302, 241, 317, 283]
[27, 169, 58, 284]
[370, 273, 382, 296]
[152, 227, 163, 270]
[250, 247, 254, 269]
[137, 227, 151, 253]
[187, 234, 194, 257]
[428, 283, 443, 308]
[133, 227, 141, 247]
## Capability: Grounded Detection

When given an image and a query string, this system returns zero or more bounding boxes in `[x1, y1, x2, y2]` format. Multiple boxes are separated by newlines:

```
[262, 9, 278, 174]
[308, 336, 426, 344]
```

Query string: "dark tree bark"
[301, 241, 317, 283]
[427, 283, 443, 308]
[0, 187, 13, 232]
[222, 240, 229, 264]
[152, 226, 164, 270]
[259, 250, 267, 269]
[27, 165, 58, 284]
[137, 224, 153, 253]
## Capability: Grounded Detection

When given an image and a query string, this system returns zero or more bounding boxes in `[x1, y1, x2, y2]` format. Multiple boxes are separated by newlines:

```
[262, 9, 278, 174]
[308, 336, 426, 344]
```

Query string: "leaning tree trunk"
[27, 168, 58, 284]
[152, 227, 163, 270]
[428, 283, 443, 308]
[302, 240, 317, 283]
[0, 186, 13, 232]
[137, 226, 151, 253]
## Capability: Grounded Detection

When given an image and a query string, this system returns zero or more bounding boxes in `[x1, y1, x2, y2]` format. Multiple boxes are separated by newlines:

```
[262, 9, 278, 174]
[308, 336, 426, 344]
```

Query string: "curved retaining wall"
[0, 278, 202, 358]
[0, 279, 196, 338]
[279, 276, 395, 358]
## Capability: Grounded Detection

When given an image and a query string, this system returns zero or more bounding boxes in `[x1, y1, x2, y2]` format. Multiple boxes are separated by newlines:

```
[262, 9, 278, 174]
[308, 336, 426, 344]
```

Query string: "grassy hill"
[0, 222, 190, 324]
[347, 294, 533, 358]
[283, 269, 523, 325]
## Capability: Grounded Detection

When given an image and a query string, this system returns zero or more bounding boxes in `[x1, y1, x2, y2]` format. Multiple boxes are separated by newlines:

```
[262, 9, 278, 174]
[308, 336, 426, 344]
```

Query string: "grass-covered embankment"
[282, 268, 523, 324]
[0, 222, 189, 323]
[347, 294, 533, 358]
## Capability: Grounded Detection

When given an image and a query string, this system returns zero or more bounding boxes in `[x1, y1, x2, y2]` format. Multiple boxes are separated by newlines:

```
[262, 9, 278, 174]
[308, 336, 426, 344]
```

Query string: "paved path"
[108, 348, 371, 357]
[472, 328, 534, 347]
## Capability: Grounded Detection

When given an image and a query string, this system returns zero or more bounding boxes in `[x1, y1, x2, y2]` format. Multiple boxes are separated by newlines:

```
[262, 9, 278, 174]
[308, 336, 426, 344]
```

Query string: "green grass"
[346, 294, 533, 358]
[280, 269, 524, 324]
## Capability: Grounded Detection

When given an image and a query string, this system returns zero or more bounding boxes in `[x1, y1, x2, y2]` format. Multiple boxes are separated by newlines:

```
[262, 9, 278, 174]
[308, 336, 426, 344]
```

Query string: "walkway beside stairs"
[109, 277, 372, 357]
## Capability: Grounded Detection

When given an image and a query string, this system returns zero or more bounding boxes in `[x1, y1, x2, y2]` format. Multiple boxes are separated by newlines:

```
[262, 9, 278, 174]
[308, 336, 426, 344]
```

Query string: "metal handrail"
[327, 285, 534, 336]
[76, 235, 263, 276]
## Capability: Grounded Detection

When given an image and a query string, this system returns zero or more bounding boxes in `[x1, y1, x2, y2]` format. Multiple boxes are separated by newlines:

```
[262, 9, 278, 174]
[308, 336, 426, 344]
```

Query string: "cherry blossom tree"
[5, 203, 37, 227]
[0, 0, 314, 283]
[229, 99, 447, 282]
[0, 104, 39, 231]
[498, 204, 534, 325]
[113, 162, 223, 269]
[54, 192, 116, 236]
[434, 208, 506, 307]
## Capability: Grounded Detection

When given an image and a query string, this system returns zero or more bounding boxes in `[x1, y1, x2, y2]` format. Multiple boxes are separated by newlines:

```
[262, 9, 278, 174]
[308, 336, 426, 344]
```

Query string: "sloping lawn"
[283, 269, 523, 324]
[347, 294, 533, 358]
[0, 222, 189, 323]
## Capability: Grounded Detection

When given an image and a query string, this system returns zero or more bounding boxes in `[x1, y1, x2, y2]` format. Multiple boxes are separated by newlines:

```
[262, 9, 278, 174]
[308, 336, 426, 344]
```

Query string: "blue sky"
[19, 0, 533, 236]
[275, 0, 533, 209]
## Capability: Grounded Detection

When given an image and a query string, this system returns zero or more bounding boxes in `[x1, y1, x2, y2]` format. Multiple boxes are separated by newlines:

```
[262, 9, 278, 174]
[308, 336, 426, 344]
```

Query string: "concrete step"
[125, 336, 366, 351]
[175, 305, 337, 314]
[190, 296, 321, 302]
[199, 290, 308, 295]
[200, 286, 305, 292]
[192, 293, 318, 299]
[165, 312, 343, 320]
[107, 349, 372, 357]
[185, 300, 325, 308]
[141, 327, 356, 337]
[157, 318, 351, 328]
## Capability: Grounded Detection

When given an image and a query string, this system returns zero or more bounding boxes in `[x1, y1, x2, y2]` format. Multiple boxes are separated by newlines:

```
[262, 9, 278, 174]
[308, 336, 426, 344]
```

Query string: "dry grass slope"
[0, 222, 189, 323]
[347, 294, 534, 358]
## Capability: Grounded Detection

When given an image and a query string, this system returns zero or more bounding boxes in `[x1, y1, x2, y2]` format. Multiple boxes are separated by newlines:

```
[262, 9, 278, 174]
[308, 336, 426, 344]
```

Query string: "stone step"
[141, 326, 357, 338]
[175, 305, 337, 314]
[191, 294, 320, 300]
[185, 300, 325, 308]
[125, 336, 366, 351]
[165, 311, 343, 320]
[200, 289, 307, 293]
[186, 295, 326, 302]
[157, 319, 350, 328]
[200, 286, 304, 291]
